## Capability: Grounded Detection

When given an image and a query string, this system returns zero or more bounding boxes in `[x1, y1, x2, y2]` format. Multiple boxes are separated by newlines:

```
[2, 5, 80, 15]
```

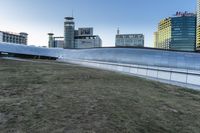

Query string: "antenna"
[72, 9, 74, 17]
[195, 2, 197, 14]
[117, 27, 120, 35]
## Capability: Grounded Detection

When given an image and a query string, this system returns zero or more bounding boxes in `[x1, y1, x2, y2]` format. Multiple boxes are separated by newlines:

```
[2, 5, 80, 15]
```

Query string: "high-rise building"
[64, 17, 75, 49]
[197, 0, 200, 50]
[0, 31, 28, 45]
[154, 12, 196, 51]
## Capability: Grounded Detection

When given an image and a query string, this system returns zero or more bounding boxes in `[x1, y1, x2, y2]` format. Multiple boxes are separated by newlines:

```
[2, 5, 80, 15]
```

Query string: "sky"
[0, 0, 196, 47]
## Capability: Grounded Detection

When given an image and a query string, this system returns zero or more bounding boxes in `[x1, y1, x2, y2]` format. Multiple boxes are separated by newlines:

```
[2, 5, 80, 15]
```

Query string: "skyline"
[0, 0, 196, 47]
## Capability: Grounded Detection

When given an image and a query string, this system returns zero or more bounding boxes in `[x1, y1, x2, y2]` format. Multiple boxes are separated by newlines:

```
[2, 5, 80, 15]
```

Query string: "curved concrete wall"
[1, 43, 200, 71]
[0, 43, 200, 89]
[62, 48, 200, 71]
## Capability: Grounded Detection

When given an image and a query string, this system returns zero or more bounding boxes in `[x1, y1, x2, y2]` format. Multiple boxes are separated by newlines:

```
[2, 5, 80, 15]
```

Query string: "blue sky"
[0, 0, 196, 47]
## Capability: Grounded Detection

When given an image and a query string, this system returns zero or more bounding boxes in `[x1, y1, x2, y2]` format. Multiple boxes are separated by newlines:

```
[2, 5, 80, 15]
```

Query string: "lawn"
[0, 59, 200, 133]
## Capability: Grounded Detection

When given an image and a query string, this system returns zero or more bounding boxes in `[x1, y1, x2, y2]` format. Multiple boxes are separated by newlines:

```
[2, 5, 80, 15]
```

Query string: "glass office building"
[155, 12, 196, 51]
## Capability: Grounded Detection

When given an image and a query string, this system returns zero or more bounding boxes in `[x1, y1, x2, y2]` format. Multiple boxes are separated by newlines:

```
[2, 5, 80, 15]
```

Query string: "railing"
[60, 59, 200, 90]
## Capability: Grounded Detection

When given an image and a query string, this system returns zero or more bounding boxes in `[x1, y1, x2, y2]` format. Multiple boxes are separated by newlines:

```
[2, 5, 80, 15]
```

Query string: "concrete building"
[154, 12, 196, 51]
[48, 33, 64, 48]
[0, 31, 28, 45]
[154, 32, 159, 48]
[48, 33, 54, 48]
[115, 29, 144, 47]
[74, 28, 102, 48]
[197, 0, 200, 50]
[48, 17, 102, 49]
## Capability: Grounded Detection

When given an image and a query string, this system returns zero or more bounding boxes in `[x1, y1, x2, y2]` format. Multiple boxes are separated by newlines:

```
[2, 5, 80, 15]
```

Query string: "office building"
[115, 29, 144, 47]
[154, 12, 196, 51]
[0, 31, 28, 45]
[48, 17, 102, 49]
[197, 0, 200, 50]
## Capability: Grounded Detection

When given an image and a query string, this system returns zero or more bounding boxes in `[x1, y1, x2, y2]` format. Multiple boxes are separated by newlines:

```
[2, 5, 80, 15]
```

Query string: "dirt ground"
[0, 58, 200, 133]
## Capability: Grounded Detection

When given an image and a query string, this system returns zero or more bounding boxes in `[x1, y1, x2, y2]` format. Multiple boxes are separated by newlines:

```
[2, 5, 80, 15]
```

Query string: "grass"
[0, 58, 200, 133]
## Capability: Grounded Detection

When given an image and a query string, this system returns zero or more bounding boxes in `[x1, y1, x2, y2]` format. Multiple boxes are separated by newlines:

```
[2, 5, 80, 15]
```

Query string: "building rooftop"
[48, 33, 54, 36]
[65, 17, 74, 20]
[0, 31, 28, 36]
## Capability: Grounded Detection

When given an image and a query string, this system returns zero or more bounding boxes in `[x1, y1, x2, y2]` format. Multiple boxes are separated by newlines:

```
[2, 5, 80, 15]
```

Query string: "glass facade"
[170, 16, 196, 51]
